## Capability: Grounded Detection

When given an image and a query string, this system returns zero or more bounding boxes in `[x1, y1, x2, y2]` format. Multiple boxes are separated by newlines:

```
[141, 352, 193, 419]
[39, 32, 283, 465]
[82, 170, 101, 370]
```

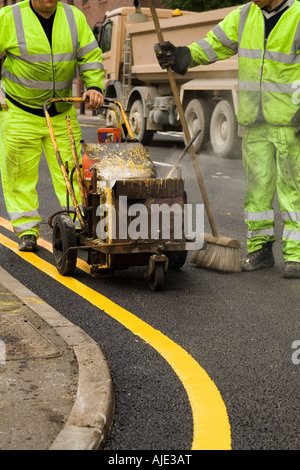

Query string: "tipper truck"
[93, 4, 242, 159]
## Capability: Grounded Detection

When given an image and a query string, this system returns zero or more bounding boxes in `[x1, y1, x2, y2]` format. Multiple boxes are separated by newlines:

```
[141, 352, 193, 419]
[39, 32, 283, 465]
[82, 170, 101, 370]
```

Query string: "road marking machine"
[44, 97, 201, 290]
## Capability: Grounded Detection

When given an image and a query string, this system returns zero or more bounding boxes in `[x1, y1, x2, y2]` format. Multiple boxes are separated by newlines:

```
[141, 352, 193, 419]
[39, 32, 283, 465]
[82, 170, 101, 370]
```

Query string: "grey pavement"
[0, 266, 114, 450]
[0, 107, 114, 451]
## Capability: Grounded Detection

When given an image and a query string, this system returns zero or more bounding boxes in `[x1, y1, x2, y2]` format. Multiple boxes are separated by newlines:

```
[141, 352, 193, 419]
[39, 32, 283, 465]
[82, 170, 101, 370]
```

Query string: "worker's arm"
[154, 42, 192, 75]
[189, 7, 241, 67]
[155, 6, 241, 75]
[76, 10, 104, 110]
[0, 87, 7, 111]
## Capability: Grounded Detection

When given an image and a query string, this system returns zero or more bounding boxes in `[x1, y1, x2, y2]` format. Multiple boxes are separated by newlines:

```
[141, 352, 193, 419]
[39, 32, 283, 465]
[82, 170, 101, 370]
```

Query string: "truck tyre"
[210, 100, 242, 159]
[105, 99, 129, 137]
[184, 99, 212, 153]
[106, 108, 118, 128]
[129, 99, 154, 145]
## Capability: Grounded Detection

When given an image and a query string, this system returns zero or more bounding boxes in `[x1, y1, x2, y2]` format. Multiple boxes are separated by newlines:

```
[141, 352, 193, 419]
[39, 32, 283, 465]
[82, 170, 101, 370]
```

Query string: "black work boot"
[18, 235, 37, 252]
[283, 262, 300, 279]
[241, 242, 274, 271]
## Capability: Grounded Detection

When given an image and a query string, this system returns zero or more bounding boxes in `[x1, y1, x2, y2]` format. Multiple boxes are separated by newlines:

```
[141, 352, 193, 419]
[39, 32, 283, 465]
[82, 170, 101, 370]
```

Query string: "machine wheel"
[166, 250, 187, 270]
[147, 262, 165, 291]
[129, 99, 154, 145]
[184, 99, 213, 153]
[52, 214, 77, 276]
[210, 100, 242, 159]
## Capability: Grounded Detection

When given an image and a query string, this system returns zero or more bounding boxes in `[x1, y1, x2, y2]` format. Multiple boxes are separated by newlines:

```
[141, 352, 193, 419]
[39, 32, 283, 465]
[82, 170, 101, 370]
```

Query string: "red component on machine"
[82, 127, 122, 182]
[97, 127, 121, 144]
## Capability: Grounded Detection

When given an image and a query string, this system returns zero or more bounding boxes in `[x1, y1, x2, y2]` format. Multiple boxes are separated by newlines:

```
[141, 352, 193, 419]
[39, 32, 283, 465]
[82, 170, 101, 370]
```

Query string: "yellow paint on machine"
[0, 230, 231, 450]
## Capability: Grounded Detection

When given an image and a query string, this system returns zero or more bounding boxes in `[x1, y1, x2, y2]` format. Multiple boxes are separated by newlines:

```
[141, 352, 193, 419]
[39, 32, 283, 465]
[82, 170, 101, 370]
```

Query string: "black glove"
[154, 41, 177, 68]
[154, 41, 191, 76]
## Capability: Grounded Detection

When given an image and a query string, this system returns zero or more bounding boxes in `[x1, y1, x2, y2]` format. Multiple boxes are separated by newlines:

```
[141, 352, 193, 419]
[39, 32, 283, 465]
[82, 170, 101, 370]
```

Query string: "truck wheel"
[106, 108, 118, 128]
[129, 99, 154, 145]
[210, 100, 242, 159]
[184, 99, 212, 153]
[106, 103, 128, 137]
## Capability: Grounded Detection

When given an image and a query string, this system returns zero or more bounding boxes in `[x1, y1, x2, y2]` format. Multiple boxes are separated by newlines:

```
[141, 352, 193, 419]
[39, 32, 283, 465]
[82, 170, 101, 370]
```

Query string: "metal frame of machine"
[44, 97, 199, 290]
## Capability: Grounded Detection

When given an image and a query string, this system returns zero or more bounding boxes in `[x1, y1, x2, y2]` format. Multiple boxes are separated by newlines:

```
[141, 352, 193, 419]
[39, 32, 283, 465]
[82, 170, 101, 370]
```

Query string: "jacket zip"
[256, 17, 268, 123]
[51, 48, 55, 98]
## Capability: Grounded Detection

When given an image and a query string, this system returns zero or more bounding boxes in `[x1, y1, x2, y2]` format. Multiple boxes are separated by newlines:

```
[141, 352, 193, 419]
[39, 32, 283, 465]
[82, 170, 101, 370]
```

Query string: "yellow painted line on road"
[0, 217, 90, 273]
[0, 228, 231, 450]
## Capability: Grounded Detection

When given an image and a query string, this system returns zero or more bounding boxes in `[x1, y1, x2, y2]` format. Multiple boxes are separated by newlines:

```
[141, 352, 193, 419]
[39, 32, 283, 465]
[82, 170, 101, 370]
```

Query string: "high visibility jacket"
[188, 0, 300, 126]
[0, 0, 104, 112]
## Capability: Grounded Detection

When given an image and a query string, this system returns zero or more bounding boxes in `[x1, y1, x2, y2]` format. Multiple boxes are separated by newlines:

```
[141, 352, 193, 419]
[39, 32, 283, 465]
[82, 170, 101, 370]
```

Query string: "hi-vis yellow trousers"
[242, 123, 300, 262]
[0, 99, 82, 239]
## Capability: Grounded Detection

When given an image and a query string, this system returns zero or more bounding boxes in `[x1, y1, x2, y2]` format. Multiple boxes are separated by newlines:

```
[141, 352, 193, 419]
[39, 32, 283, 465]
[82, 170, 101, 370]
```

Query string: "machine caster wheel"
[166, 250, 187, 270]
[52, 214, 77, 276]
[147, 262, 165, 291]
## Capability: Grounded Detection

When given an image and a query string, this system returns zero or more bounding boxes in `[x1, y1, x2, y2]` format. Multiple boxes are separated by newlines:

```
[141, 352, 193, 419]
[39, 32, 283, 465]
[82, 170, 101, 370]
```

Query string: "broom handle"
[149, 0, 219, 238]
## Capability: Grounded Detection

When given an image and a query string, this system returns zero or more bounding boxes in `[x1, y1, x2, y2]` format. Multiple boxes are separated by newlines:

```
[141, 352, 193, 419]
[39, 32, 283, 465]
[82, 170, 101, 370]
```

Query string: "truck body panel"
[98, 6, 242, 159]
[127, 8, 238, 84]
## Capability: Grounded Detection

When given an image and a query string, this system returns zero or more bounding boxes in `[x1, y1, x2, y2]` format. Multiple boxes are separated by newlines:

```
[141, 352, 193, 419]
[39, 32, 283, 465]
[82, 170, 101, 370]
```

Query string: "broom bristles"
[190, 242, 241, 273]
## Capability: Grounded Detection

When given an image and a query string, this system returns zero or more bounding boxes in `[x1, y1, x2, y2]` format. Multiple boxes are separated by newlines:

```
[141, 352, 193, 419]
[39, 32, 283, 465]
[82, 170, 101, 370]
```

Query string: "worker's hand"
[154, 41, 178, 69]
[0, 88, 8, 111]
[82, 89, 104, 110]
[154, 41, 191, 76]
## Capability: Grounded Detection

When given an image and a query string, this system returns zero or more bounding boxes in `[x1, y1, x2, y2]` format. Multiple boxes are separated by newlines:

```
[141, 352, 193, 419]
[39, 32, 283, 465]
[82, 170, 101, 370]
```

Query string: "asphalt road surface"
[0, 121, 299, 451]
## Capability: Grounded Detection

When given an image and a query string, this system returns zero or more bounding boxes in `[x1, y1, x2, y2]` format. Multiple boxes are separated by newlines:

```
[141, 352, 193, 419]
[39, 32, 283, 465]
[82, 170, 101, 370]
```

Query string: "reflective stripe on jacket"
[188, 0, 300, 126]
[0, 0, 104, 111]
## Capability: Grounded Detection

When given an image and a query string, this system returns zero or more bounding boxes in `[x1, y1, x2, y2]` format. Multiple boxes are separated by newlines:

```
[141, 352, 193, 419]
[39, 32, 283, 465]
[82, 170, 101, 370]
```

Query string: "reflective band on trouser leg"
[277, 127, 300, 262]
[42, 105, 83, 208]
[0, 101, 42, 238]
[242, 125, 276, 252]
[9, 212, 40, 238]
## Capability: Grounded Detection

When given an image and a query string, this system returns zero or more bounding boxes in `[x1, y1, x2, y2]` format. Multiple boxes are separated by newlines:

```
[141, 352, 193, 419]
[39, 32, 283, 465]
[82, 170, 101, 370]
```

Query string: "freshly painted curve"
[0, 222, 231, 450]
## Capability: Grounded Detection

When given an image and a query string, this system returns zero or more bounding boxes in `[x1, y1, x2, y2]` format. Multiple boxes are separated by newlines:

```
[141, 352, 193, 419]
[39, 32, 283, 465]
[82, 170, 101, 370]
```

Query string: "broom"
[148, 0, 241, 272]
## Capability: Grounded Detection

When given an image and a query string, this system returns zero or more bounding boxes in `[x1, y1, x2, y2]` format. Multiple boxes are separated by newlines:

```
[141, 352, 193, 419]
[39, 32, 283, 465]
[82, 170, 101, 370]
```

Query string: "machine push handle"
[43, 96, 136, 140]
[43, 96, 138, 230]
